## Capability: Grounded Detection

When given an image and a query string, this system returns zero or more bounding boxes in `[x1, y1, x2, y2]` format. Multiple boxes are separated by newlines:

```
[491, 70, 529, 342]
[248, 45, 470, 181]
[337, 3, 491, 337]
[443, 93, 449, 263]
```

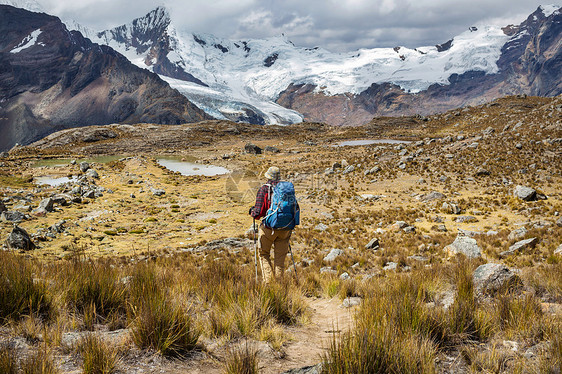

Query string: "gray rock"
[364, 166, 381, 175]
[51, 194, 72, 206]
[383, 262, 398, 271]
[37, 198, 54, 212]
[365, 238, 380, 250]
[281, 363, 323, 374]
[408, 255, 428, 262]
[332, 161, 342, 169]
[445, 235, 482, 258]
[244, 143, 262, 154]
[442, 202, 461, 214]
[314, 223, 328, 231]
[557, 217, 562, 227]
[320, 267, 337, 274]
[455, 215, 477, 223]
[86, 169, 99, 179]
[555, 244, 562, 256]
[473, 263, 522, 296]
[342, 165, 355, 174]
[339, 272, 350, 280]
[324, 248, 344, 262]
[436, 224, 447, 232]
[82, 190, 96, 199]
[421, 191, 446, 201]
[500, 237, 539, 258]
[513, 185, 537, 201]
[508, 227, 527, 240]
[5, 225, 35, 251]
[264, 146, 280, 153]
[475, 168, 490, 176]
[394, 221, 408, 229]
[1, 211, 26, 222]
[151, 188, 166, 196]
[341, 297, 361, 308]
[79, 162, 90, 172]
[403, 226, 416, 233]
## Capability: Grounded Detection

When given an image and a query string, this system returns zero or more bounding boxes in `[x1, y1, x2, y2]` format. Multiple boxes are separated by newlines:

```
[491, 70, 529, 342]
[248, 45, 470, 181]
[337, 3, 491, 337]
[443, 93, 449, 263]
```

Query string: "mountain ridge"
[76, 4, 562, 126]
[0, 4, 210, 151]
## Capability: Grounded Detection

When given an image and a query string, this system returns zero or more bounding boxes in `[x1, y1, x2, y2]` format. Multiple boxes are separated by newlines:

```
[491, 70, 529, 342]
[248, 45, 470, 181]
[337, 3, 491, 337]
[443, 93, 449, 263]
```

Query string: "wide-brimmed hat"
[264, 166, 280, 181]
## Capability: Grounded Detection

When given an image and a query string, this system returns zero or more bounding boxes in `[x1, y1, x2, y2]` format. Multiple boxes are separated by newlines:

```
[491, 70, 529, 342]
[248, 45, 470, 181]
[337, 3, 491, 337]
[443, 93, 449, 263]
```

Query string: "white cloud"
[30, 0, 558, 52]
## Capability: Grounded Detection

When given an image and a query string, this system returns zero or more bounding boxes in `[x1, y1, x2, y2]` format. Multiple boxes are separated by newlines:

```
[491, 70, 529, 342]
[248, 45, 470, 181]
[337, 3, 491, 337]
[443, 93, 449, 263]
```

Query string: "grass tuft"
[224, 342, 259, 374]
[78, 333, 119, 374]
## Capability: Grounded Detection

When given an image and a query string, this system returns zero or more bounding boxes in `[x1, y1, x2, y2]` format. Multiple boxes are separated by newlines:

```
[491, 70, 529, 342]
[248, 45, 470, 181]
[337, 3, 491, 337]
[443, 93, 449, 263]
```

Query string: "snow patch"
[540, 4, 561, 17]
[10, 29, 42, 53]
[0, 0, 43, 12]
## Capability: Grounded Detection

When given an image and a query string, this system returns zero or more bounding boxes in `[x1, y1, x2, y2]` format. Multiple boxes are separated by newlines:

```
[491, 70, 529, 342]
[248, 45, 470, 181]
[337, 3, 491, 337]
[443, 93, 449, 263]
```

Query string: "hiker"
[249, 166, 299, 283]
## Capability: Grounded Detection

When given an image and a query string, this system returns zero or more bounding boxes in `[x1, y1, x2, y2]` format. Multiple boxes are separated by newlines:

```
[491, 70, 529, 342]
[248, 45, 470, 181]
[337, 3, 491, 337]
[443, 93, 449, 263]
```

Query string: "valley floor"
[0, 95, 561, 373]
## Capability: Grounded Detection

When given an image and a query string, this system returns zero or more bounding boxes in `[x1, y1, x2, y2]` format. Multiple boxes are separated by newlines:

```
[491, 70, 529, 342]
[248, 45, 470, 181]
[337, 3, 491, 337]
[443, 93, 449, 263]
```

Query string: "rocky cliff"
[0, 5, 210, 151]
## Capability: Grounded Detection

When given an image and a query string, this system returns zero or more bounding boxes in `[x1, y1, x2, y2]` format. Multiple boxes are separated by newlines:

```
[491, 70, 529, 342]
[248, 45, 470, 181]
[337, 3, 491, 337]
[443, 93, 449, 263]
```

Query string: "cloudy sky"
[33, 0, 558, 52]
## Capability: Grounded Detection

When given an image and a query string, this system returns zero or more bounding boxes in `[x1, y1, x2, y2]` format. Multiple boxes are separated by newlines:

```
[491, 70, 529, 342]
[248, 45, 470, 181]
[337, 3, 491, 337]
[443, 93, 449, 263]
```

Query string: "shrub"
[64, 261, 127, 326]
[0, 346, 17, 374]
[0, 251, 53, 322]
[130, 294, 200, 356]
[78, 333, 118, 374]
[224, 342, 259, 374]
[20, 348, 59, 374]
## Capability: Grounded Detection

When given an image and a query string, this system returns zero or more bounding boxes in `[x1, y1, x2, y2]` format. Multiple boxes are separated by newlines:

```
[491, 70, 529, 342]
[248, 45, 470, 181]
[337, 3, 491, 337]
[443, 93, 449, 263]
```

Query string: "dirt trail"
[261, 297, 356, 373]
[169, 297, 356, 374]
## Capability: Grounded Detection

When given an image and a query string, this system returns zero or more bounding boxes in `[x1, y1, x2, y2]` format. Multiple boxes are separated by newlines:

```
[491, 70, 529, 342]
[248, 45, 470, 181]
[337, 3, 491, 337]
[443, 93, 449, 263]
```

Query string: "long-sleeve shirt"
[250, 180, 278, 219]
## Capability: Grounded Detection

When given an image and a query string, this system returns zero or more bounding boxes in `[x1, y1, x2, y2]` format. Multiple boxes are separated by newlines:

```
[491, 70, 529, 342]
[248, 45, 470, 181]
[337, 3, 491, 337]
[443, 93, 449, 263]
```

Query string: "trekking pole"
[253, 218, 258, 281]
[288, 243, 299, 284]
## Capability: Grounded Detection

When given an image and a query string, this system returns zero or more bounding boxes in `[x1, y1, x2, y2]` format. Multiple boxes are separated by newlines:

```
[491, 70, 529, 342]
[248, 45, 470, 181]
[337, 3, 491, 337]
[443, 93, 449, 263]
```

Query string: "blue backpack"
[264, 181, 300, 230]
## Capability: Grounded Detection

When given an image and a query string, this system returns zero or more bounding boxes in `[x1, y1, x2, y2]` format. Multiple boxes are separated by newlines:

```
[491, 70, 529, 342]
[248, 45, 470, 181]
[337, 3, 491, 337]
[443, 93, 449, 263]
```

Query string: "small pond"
[156, 157, 230, 176]
[34, 176, 78, 186]
[333, 139, 412, 147]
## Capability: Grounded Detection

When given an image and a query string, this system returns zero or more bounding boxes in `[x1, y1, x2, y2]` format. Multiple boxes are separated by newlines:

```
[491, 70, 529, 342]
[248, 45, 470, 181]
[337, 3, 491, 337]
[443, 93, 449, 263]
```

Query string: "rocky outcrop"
[0, 5, 210, 151]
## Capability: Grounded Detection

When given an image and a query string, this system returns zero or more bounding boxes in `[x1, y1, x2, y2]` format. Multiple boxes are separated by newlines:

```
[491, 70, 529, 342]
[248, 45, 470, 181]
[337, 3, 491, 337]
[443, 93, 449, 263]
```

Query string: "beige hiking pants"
[259, 224, 292, 283]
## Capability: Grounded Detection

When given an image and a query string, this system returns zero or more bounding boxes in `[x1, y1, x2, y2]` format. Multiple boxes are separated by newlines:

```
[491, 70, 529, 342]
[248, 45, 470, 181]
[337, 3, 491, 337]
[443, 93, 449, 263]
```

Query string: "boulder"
[314, 223, 328, 232]
[320, 267, 337, 274]
[244, 143, 262, 154]
[79, 162, 90, 172]
[365, 238, 380, 250]
[5, 225, 35, 251]
[341, 297, 361, 308]
[1, 211, 26, 222]
[513, 185, 537, 201]
[39, 198, 55, 212]
[421, 191, 446, 201]
[455, 216, 477, 223]
[445, 235, 482, 258]
[383, 262, 398, 271]
[86, 169, 99, 179]
[473, 263, 522, 296]
[508, 227, 527, 240]
[342, 165, 355, 174]
[264, 146, 280, 153]
[51, 194, 72, 206]
[500, 237, 539, 258]
[324, 248, 344, 262]
[151, 188, 166, 196]
[475, 168, 490, 176]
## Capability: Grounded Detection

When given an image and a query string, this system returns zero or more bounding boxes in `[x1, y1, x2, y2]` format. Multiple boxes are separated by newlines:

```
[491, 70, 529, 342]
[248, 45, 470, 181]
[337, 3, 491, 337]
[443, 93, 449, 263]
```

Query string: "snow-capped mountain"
[75, 4, 561, 126]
